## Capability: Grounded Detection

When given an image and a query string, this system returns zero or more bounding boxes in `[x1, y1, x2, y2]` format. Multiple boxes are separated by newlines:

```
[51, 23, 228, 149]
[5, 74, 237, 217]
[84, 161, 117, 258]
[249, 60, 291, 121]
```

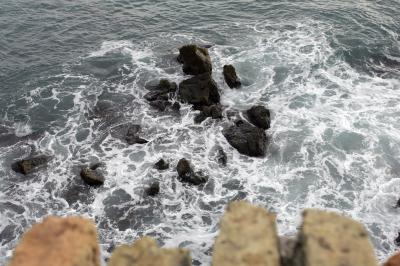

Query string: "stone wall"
[8, 201, 391, 266]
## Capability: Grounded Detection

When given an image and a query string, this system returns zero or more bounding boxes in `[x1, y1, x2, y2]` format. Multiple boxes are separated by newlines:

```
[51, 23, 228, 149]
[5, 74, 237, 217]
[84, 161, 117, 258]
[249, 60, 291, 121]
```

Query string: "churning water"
[1, 1, 400, 265]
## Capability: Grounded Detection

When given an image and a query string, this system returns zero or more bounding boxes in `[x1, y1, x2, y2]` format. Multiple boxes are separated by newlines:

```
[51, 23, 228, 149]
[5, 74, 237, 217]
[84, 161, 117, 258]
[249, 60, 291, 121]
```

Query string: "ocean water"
[1, 0, 400, 264]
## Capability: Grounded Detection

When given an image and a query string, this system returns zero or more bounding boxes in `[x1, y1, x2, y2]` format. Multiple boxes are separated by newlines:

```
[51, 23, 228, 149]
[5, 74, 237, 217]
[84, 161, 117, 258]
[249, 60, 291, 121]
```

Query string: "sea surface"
[1, 0, 400, 264]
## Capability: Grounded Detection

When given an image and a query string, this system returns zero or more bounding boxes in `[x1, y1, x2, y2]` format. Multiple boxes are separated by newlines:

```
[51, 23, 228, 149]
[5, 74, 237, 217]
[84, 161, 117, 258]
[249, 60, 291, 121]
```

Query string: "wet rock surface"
[124, 124, 148, 145]
[384, 252, 400, 266]
[216, 147, 227, 166]
[12, 155, 50, 175]
[154, 159, 169, 170]
[8, 216, 100, 266]
[80, 167, 105, 186]
[178, 73, 220, 107]
[223, 120, 268, 157]
[223, 64, 241, 88]
[246, 105, 271, 129]
[177, 44, 212, 75]
[176, 158, 208, 185]
[145, 182, 160, 197]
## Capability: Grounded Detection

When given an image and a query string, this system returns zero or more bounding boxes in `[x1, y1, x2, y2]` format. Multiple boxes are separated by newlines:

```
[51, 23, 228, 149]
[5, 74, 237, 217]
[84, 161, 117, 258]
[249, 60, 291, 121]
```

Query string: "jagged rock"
[125, 124, 148, 145]
[178, 73, 220, 107]
[108, 237, 191, 266]
[12, 155, 50, 175]
[177, 44, 212, 75]
[144, 80, 177, 112]
[176, 158, 208, 185]
[246, 105, 271, 129]
[145, 182, 160, 197]
[145, 79, 177, 93]
[149, 100, 171, 111]
[217, 147, 227, 166]
[154, 159, 169, 170]
[396, 232, 400, 247]
[223, 64, 241, 88]
[8, 216, 100, 266]
[194, 112, 208, 124]
[292, 209, 378, 266]
[212, 201, 280, 266]
[223, 120, 268, 157]
[203, 104, 223, 119]
[384, 252, 400, 266]
[80, 167, 104, 186]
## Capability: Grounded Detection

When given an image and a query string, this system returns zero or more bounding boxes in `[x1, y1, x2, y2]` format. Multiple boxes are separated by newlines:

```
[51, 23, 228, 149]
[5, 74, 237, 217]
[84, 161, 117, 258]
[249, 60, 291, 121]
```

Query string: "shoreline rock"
[12, 155, 50, 175]
[176, 158, 208, 185]
[177, 44, 212, 75]
[80, 167, 105, 186]
[223, 64, 241, 88]
[178, 73, 220, 107]
[154, 159, 169, 170]
[246, 105, 271, 129]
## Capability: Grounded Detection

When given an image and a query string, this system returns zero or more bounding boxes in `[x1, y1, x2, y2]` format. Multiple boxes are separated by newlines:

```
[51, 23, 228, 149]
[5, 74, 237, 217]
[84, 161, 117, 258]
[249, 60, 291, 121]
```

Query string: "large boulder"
[176, 158, 208, 185]
[108, 237, 191, 266]
[292, 209, 378, 266]
[223, 65, 241, 88]
[384, 253, 400, 266]
[177, 44, 212, 75]
[212, 201, 280, 266]
[223, 120, 268, 157]
[8, 216, 100, 266]
[246, 105, 271, 129]
[12, 155, 50, 175]
[80, 167, 105, 186]
[178, 73, 220, 107]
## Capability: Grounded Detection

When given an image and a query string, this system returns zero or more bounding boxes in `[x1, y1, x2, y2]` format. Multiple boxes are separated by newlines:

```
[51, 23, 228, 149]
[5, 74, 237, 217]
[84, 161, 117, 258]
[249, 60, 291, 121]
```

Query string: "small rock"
[149, 100, 171, 111]
[223, 64, 241, 88]
[384, 252, 400, 266]
[171, 102, 181, 112]
[178, 73, 220, 106]
[223, 120, 268, 157]
[194, 112, 208, 124]
[80, 167, 105, 186]
[90, 162, 103, 170]
[177, 44, 212, 75]
[125, 124, 148, 145]
[217, 147, 227, 166]
[144, 91, 168, 102]
[246, 105, 271, 129]
[176, 158, 208, 185]
[154, 159, 169, 170]
[145, 182, 160, 197]
[396, 232, 400, 247]
[145, 79, 177, 93]
[12, 155, 50, 175]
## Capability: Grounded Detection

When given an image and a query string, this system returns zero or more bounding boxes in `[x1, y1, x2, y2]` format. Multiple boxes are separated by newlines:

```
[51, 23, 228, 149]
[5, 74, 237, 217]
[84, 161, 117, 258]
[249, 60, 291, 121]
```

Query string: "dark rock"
[246, 105, 271, 129]
[90, 162, 104, 170]
[194, 112, 208, 124]
[12, 156, 50, 175]
[154, 159, 169, 170]
[80, 167, 104, 186]
[178, 73, 220, 106]
[396, 198, 400, 208]
[125, 124, 148, 145]
[176, 158, 208, 185]
[177, 45, 212, 75]
[203, 104, 223, 119]
[396, 232, 400, 247]
[149, 100, 171, 111]
[145, 79, 177, 93]
[223, 120, 268, 157]
[145, 182, 160, 197]
[144, 91, 168, 102]
[223, 65, 241, 88]
[217, 148, 227, 166]
[171, 102, 181, 112]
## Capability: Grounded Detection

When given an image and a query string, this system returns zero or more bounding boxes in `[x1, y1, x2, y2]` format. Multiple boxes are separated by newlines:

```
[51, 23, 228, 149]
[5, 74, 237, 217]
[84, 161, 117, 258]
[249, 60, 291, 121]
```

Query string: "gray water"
[1, 1, 400, 265]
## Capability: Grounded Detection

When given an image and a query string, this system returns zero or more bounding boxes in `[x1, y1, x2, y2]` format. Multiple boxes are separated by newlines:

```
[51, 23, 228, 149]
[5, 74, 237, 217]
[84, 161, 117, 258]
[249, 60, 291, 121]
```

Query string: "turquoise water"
[1, 1, 400, 264]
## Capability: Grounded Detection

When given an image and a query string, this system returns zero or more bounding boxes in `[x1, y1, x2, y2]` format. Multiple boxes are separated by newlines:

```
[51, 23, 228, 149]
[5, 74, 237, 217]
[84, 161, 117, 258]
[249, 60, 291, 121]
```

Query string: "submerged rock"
[12, 155, 50, 175]
[217, 147, 227, 166]
[177, 44, 212, 75]
[223, 64, 241, 88]
[144, 79, 177, 112]
[125, 124, 148, 145]
[145, 79, 177, 93]
[194, 104, 222, 124]
[80, 167, 105, 186]
[178, 73, 220, 107]
[154, 159, 169, 170]
[246, 105, 271, 129]
[176, 158, 208, 185]
[145, 182, 160, 197]
[223, 120, 268, 157]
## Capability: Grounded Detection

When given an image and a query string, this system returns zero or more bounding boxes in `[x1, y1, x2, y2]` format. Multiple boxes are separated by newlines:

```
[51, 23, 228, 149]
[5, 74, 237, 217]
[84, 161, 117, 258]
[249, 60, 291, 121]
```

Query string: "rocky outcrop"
[8, 216, 100, 266]
[178, 73, 220, 107]
[384, 253, 400, 266]
[176, 158, 208, 185]
[223, 65, 241, 88]
[246, 105, 271, 130]
[108, 236, 191, 266]
[212, 201, 280, 266]
[177, 44, 212, 75]
[292, 209, 378, 266]
[12, 155, 50, 175]
[80, 167, 105, 186]
[145, 182, 160, 197]
[154, 159, 169, 170]
[223, 120, 268, 157]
